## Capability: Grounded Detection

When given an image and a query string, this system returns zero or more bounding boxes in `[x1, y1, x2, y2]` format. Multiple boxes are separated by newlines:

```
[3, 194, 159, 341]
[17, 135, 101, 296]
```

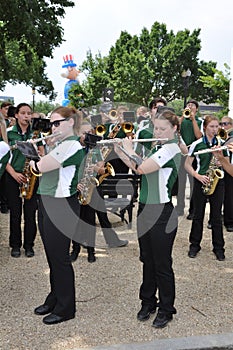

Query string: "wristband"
[34, 160, 40, 173]
[129, 154, 143, 166]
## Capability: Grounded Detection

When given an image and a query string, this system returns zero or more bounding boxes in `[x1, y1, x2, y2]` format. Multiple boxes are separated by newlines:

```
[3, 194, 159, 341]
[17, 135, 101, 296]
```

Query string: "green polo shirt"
[180, 116, 203, 146]
[135, 120, 154, 157]
[7, 123, 34, 172]
[139, 140, 181, 204]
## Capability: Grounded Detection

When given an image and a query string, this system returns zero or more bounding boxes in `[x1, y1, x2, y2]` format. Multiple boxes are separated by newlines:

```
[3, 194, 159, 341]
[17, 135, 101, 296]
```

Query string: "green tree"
[199, 64, 230, 116]
[33, 101, 60, 116]
[69, 22, 218, 108]
[0, 0, 75, 99]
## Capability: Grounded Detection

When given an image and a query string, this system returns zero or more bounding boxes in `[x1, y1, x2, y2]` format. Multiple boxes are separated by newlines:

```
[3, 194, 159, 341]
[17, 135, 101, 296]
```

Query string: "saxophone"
[202, 153, 224, 195]
[78, 147, 99, 205]
[20, 130, 40, 200]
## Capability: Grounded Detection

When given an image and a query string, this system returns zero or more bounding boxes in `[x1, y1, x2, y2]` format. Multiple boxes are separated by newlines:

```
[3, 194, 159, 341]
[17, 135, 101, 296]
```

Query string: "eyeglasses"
[50, 118, 70, 127]
[219, 122, 232, 126]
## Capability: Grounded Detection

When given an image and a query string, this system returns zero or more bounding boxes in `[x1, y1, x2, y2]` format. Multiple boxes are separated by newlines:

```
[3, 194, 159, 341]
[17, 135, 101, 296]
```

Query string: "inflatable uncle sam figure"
[61, 54, 80, 106]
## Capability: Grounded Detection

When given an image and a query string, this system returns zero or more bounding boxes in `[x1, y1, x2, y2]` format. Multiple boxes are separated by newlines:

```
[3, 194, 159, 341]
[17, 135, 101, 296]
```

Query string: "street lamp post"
[181, 68, 191, 108]
[32, 86, 36, 112]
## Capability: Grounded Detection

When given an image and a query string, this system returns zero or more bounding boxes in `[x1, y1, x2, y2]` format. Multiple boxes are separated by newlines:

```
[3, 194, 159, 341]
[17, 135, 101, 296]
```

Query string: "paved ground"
[0, 188, 233, 350]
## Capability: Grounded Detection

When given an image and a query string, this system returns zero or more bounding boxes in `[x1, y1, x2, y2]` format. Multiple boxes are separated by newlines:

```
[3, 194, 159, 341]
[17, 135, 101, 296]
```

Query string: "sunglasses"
[50, 118, 70, 127]
[219, 122, 232, 126]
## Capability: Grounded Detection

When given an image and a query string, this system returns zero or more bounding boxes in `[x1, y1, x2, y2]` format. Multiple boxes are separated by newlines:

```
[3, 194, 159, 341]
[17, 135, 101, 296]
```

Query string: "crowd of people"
[0, 98, 233, 329]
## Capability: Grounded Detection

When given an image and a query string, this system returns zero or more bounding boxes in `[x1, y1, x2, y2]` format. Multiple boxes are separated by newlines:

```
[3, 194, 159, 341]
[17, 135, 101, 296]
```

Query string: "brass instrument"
[194, 145, 228, 155]
[20, 130, 40, 200]
[78, 148, 100, 205]
[95, 124, 107, 137]
[182, 108, 191, 118]
[121, 122, 134, 134]
[201, 137, 224, 195]
[217, 127, 233, 140]
[202, 156, 224, 195]
[98, 162, 115, 184]
[20, 158, 39, 200]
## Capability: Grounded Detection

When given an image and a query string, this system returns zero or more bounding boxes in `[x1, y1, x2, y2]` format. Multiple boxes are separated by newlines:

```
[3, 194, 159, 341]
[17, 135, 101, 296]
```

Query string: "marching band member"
[176, 99, 203, 218]
[5, 103, 43, 258]
[115, 109, 181, 329]
[31, 106, 85, 325]
[185, 115, 229, 261]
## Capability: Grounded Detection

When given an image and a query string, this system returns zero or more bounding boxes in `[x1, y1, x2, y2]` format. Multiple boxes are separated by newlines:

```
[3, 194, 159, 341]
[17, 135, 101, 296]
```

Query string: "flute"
[96, 138, 168, 145]
[28, 131, 62, 144]
[194, 145, 228, 155]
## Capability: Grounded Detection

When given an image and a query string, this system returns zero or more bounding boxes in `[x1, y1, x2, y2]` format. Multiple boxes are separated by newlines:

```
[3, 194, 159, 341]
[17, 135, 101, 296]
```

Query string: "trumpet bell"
[217, 128, 228, 140]
[95, 124, 107, 136]
[182, 108, 191, 118]
[121, 122, 134, 134]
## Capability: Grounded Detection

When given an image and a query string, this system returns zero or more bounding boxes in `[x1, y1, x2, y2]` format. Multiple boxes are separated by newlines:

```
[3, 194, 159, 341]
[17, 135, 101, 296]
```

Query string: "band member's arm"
[6, 163, 26, 184]
[184, 155, 209, 185]
[190, 114, 203, 139]
[212, 148, 233, 177]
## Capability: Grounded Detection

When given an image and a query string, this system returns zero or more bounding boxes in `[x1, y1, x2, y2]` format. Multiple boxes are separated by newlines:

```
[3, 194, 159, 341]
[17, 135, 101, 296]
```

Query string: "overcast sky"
[2, 0, 233, 106]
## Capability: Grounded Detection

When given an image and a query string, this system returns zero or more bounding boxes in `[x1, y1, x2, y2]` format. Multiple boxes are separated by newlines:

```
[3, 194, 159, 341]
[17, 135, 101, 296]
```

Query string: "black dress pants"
[137, 202, 177, 315]
[189, 178, 225, 253]
[38, 195, 80, 318]
[6, 173, 37, 249]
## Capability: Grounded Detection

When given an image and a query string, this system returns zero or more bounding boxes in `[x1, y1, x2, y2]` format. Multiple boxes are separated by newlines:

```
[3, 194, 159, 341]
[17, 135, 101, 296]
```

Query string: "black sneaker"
[25, 248, 34, 258]
[137, 304, 157, 321]
[214, 251, 225, 261]
[188, 249, 199, 258]
[11, 248, 21, 258]
[152, 312, 173, 328]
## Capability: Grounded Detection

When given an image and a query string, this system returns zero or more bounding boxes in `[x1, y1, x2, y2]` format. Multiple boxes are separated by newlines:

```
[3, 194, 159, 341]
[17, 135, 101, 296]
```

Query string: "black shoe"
[11, 248, 21, 258]
[152, 312, 173, 328]
[186, 213, 194, 220]
[226, 226, 233, 232]
[34, 304, 53, 315]
[108, 239, 128, 248]
[214, 251, 225, 261]
[70, 249, 80, 262]
[188, 249, 199, 258]
[43, 313, 75, 325]
[87, 248, 96, 263]
[25, 248, 34, 258]
[1, 206, 9, 214]
[137, 304, 157, 321]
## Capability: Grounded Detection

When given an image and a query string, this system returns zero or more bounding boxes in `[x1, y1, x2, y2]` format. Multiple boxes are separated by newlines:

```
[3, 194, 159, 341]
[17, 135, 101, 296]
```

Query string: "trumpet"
[121, 122, 134, 134]
[182, 108, 191, 118]
[217, 127, 233, 140]
[95, 124, 107, 137]
[96, 138, 168, 145]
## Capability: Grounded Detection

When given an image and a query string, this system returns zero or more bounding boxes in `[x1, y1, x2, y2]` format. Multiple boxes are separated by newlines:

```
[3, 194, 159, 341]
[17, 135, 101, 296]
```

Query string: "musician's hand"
[122, 136, 134, 153]
[77, 183, 84, 192]
[13, 172, 27, 184]
[227, 142, 233, 153]
[196, 174, 209, 185]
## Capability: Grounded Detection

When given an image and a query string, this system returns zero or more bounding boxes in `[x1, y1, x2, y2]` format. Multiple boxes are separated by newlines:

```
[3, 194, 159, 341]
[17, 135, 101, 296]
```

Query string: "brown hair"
[156, 110, 181, 143]
[51, 106, 83, 135]
[203, 114, 219, 130]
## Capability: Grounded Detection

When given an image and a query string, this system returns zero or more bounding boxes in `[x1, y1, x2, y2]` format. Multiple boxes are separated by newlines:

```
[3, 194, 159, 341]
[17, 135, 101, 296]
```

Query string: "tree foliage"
[0, 0, 74, 99]
[70, 22, 219, 108]
[199, 64, 230, 115]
